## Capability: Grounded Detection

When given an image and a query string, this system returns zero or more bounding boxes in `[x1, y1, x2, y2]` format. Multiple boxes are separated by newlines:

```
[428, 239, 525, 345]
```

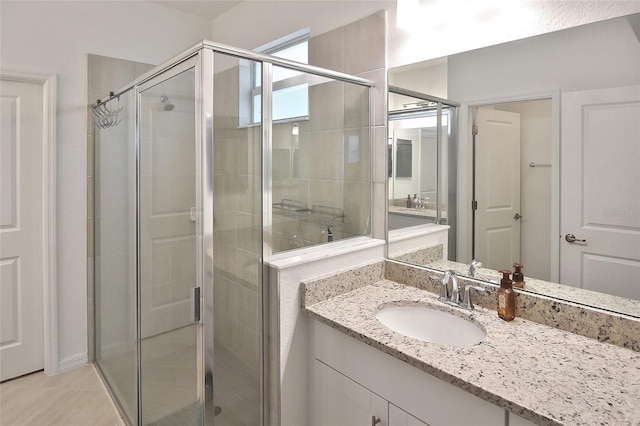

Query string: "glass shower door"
[209, 51, 264, 426]
[94, 90, 138, 423]
[138, 65, 200, 425]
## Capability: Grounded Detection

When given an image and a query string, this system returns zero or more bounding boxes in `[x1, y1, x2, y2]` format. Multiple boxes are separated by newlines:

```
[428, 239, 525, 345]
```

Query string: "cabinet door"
[389, 404, 429, 426]
[313, 360, 388, 426]
[509, 412, 537, 426]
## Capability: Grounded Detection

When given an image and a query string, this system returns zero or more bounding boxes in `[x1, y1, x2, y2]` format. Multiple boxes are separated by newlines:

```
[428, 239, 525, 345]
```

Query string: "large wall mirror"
[387, 13, 640, 318]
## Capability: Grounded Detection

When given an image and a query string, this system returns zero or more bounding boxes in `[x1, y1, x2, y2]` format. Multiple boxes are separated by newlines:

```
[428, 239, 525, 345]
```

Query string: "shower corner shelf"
[272, 200, 344, 225]
[310, 205, 345, 224]
[273, 199, 311, 217]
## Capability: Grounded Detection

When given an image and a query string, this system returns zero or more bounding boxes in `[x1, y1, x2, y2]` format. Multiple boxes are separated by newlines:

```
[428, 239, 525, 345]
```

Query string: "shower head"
[160, 95, 175, 111]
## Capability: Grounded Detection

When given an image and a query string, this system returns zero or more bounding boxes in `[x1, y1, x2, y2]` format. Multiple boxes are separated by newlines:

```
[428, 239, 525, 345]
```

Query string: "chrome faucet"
[461, 285, 487, 310]
[468, 259, 482, 277]
[437, 270, 486, 310]
[438, 270, 459, 304]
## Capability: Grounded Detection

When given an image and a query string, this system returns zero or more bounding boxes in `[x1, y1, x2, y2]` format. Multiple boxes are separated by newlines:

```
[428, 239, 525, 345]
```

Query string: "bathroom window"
[250, 30, 310, 123]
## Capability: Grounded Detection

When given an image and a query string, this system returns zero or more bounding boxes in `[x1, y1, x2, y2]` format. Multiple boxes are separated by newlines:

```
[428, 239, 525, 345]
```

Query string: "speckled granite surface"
[393, 244, 443, 267]
[305, 280, 640, 426]
[302, 261, 384, 307]
[427, 260, 640, 318]
[386, 260, 640, 352]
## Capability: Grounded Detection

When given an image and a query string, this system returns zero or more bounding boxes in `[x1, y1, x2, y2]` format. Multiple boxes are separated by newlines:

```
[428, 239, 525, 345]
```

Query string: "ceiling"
[150, 1, 242, 19]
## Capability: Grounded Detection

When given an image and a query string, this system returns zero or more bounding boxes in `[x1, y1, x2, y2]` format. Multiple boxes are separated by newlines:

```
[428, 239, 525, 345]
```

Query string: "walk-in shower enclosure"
[93, 41, 373, 425]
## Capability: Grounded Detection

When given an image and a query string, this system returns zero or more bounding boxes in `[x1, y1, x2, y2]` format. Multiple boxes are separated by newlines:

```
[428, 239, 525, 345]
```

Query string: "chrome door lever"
[565, 233, 586, 243]
[513, 213, 522, 220]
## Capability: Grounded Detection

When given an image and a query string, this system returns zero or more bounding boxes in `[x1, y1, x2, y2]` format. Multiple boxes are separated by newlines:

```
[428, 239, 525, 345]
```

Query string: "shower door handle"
[192, 287, 201, 322]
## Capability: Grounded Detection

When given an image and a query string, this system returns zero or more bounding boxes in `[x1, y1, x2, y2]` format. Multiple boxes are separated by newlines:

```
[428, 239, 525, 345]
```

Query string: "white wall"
[0, 0, 212, 369]
[389, 60, 448, 100]
[387, 0, 640, 68]
[448, 15, 640, 100]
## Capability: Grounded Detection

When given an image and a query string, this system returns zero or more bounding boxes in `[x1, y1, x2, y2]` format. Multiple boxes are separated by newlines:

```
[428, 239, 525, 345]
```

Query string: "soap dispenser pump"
[498, 270, 516, 321]
[512, 263, 525, 289]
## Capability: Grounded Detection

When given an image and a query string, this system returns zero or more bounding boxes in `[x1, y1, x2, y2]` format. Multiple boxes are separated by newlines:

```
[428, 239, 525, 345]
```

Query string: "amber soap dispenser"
[498, 270, 516, 321]
[512, 263, 525, 289]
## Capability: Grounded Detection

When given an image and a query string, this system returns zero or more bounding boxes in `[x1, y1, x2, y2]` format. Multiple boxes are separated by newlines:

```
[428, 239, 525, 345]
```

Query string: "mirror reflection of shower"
[160, 95, 175, 111]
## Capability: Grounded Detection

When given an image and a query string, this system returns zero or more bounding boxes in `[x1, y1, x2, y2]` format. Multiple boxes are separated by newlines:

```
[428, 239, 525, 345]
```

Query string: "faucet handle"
[435, 271, 451, 301]
[449, 273, 460, 304]
[468, 259, 482, 277]
[438, 280, 450, 301]
[461, 285, 487, 310]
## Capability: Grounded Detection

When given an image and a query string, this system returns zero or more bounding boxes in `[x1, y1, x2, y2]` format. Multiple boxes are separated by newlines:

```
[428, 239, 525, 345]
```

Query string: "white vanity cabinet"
[509, 414, 538, 426]
[389, 404, 429, 426]
[312, 359, 427, 426]
[310, 320, 510, 426]
[312, 359, 388, 426]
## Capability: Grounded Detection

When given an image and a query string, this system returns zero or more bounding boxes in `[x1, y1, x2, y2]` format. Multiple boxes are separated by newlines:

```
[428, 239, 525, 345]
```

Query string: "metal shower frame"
[94, 40, 375, 425]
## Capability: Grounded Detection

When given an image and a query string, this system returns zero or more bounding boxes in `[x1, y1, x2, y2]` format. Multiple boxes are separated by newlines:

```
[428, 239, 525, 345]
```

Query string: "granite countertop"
[427, 259, 640, 318]
[388, 205, 445, 219]
[305, 280, 640, 426]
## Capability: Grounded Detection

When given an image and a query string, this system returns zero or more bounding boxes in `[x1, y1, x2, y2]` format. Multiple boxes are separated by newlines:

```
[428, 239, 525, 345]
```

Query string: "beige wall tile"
[343, 127, 370, 183]
[372, 125, 388, 184]
[343, 12, 386, 74]
[237, 173, 261, 215]
[357, 67, 387, 126]
[308, 179, 342, 211]
[238, 213, 262, 254]
[309, 130, 344, 181]
[344, 82, 370, 129]
[309, 27, 344, 72]
[343, 180, 371, 235]
[309, 80, 344, 132]
[372, 182, 387, 239]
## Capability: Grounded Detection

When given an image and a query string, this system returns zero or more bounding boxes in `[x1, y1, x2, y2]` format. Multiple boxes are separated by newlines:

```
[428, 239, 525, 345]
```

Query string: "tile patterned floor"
[0, 364, 124, 426]
[1, 331, 260, 425]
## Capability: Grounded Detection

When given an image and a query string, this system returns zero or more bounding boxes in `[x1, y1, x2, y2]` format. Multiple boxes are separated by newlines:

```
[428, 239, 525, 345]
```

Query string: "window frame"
[250, 30, 311, 124]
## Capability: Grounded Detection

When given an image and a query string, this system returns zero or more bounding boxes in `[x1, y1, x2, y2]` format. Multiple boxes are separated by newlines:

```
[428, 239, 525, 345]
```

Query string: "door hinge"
[472, 200, 478, 210]
[472, 124, 478, 136]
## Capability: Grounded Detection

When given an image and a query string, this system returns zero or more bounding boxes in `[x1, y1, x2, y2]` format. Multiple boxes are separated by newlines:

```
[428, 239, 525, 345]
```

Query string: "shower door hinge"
[472, 200, 478, 210]
[472, 124, 478, 136]
[192, 287, 201, 323]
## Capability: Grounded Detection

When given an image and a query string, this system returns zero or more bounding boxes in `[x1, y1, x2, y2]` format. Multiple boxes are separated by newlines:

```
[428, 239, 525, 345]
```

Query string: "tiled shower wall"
[271, 12, 387, 252]
[212, 58, 263, 372]
[210, 12, 387, 371]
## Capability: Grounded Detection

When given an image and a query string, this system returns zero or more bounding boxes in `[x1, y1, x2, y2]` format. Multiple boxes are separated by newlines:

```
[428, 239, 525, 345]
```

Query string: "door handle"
[565, 233, 587, 244]
[191, 287, 201, 322]
[371, 416, 381, 426]
[513, 213, 522, 220]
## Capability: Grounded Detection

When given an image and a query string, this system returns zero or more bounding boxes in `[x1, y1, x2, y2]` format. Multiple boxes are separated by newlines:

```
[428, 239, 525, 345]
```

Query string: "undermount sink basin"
[375, 305, 486, 346]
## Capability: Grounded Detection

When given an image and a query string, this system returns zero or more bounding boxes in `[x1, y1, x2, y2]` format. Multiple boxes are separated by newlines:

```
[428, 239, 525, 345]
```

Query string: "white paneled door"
[474, 108, 521, 271]
[560, 86, 640, 299]
[0, 78, 45, 381]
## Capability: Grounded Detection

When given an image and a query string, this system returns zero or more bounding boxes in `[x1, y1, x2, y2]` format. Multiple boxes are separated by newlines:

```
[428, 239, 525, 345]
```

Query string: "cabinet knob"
[372, 416, 381, 426]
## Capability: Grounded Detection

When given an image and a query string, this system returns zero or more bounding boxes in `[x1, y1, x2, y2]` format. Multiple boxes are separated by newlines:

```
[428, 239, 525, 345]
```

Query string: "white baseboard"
[57, 352, 88, 373]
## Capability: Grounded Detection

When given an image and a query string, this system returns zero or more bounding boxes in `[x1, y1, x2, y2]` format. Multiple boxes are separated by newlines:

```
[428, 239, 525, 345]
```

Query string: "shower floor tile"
[138, 326, 261, 425]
